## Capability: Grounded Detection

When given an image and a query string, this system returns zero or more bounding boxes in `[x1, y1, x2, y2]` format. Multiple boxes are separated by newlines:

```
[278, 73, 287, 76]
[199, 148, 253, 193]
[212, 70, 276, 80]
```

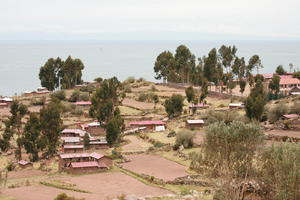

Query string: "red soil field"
[2, 172, 171, 200]
[122, 154, 188, 181]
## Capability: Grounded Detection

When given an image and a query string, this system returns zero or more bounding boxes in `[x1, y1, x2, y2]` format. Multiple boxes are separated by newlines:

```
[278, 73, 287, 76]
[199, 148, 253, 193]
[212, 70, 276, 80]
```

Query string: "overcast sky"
[1, 0, 300, 40]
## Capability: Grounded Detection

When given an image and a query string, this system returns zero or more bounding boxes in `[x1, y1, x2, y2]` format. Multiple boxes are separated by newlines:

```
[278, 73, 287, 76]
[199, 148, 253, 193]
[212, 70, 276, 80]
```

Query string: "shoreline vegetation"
[0, 43, 299, 200]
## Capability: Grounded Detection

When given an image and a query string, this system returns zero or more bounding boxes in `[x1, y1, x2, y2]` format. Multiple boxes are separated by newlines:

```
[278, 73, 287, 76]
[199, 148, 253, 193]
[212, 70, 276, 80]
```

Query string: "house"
[0, 103, 8, 109]
[73, 101, 92, 107]
[89, 138, 109, 149]
[61, 129, 87, 137]
[58, 152, 112, 172]
[282, 114, 300, 121]
[229, 103, 244, 109]
[128, 120, 166, 131]
[186, 120, 204, 129]
[0, 97, 13, 105]
[189, 103, 209, 111]
[279, 78, 300, 95]
[69, 161, 108, 173]
[289, 86, 300, 95]
[80, 121, 105, 136]
[61, 137, 81, 145]
[63, 145, 84, 153]
[18, 160, 33, 169]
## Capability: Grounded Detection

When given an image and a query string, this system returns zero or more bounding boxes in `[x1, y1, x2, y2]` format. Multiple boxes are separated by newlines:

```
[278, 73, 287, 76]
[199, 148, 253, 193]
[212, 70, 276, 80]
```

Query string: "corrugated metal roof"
[63, 145, 84, 149]
[73, 101, 92, 105]
[61, 137, 80, 143]
[71, 161, 99, 168]
[59, 152, 105, 160]
[129, 120, 166, 126]
[186, 120, 204, 124]
[61, 129, 87, 137]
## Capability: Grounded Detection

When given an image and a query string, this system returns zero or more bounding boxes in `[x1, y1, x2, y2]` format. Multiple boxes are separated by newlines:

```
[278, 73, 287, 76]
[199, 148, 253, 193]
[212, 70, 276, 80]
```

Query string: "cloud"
[0, 0, 300, 39]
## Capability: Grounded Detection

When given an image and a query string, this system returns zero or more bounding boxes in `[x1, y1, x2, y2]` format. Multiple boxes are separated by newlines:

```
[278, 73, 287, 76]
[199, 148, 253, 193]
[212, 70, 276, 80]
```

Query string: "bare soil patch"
[122, 154, 188, 181]
[122, 98, 154, 110]
[122, 135, 152, 153]
[2, 172, 171, 200]
[266, 130, 300, 138]
[7, 169, 46, 179]
[193, 130, 206, 145]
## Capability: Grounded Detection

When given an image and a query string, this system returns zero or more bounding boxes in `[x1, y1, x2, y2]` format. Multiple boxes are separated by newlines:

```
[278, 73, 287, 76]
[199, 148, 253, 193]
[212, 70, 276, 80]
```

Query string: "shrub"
[69, 90, 80, 102]
[259, 143, 300, 200]
[31, 97, 46, 106]
[94, 77, 103, 83]
[54, 193, 85, 200]
[71, 107, 83, 116]
[79, 85, 95, 93]
[150, 85, 157, 92]
[124, 84, 132, 93]
[267, 102, 289, 123]
[174, 130, 194, 150]
[167, 130, 176, 137]
[51, 90, 66, 101]
[126, 76, 135, 84]
[290, 101, 300, 114]
[164, 95, 184, 118]
[137, 92, 154, 102]
[79, 92, 89, 101]
[190, 121, 264, 178]
[206, 110, 241, 125]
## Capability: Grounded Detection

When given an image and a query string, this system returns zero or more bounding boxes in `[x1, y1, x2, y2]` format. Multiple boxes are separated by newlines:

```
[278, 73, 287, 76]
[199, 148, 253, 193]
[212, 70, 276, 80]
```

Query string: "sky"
[1, 0, 300, 40]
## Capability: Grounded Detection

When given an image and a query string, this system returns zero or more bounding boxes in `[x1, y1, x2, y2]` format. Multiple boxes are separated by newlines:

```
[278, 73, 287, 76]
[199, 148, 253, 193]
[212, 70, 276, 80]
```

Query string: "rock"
[182, 194, 194, 200]
[125, 195, 138, 200]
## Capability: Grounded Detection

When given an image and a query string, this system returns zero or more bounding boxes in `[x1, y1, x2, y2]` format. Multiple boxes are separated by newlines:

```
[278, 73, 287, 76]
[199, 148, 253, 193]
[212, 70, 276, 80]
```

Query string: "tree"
[164, 95, 184, 118]
[174, 45, 196, 83]
[185, 86, 195, 103]
[40, 100, 63, 157]
[23, 113, 43, 162]
[154, 51, 174, 83]
[69, 90, 80, 102]
[249, 55, 263, 74]
[0, 101, 28, 160]
[152, 94, 159, 109]
[239, 80, 246, 95]
[245, 80, 266, 121]
[83, 133, 90, 149]
[269, 74, 280, 94]
[200, 79, 208, 103]
[203, 48, 218, 84]
[275, 65, 286, 75]
[39, 58, 63, 91]
[60, 56, 85, 89]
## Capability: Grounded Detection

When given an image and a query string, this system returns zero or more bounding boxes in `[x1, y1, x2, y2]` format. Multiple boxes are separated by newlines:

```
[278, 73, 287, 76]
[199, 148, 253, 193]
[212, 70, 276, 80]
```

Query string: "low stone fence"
[166, 175, 212, 187]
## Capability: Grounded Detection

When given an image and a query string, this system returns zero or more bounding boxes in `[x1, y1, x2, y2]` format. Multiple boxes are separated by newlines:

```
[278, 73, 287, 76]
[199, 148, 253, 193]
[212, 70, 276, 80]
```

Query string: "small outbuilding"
[18, 160, 33, 169]
[63, 145, 84, 153]
[128, 120, 166, 131]
[61, 129, 87, 137]
[81, 121, 105, 136]
[229, 103, 244, 109]
[69, 161, 107, 174]
[186, 120, 205, 129]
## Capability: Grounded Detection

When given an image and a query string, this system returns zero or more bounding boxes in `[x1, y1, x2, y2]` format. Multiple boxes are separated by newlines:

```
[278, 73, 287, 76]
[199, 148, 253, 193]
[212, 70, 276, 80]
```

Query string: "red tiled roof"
[63, 145, 84, 149]
[279, 75, 293, 79]
[129, 120, 166, 126]
[59, 152, 105, 160]
[73, 101, 92, 105]
[280, 78, 300, 85]
[18, 160, 31, 165]
[283, 114, 300, 120]
[71, 161, 99, 168]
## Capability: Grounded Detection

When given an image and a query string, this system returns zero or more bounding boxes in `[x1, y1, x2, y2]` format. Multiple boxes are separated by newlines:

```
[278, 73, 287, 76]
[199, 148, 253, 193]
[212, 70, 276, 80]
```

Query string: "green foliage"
[124, 84, 132, 93]
[191, 121, 264, 178]
[174, 130, 194, 150]
[275, 65, 286, 75]
[154, 51, 174, 82]
[83, 133, 90, 149]
[269, 74, 280, 94]
[259, 143, 300, 200]
[267, 102, 289, 123]
[137, 92, 154, 102]
[51, 90, 66, 101]
[39, 57, 63, 91]
[167, 130, 176, 137]
[292, 71, 300, 79]
[239, 79, 246, 94]
[40, 100, 63, 157]
[200, 78, 208, 102]
[23, 113, 43, 162]
[106, 111, 124, 146]
[69, 90, 80, 102]
[39, 56, 84, 90]
[248, 54, 263, 74]
[206, 110, 241, 125]
[185, 86, 195, 103]
[79, 85, 95, 93]
[245, 80, 266, 121]
[164, 94, 184, 118]
[31, 97, 46, 106]
[94, 77, 103, 83]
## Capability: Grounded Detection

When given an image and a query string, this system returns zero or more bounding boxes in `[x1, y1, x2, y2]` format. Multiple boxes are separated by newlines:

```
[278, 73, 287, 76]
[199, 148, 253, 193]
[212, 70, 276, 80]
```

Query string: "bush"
[79, 92, 89, 101]
[124, 84, 132, 93]
[259, 143, 300, 200]
[79, 85, 95, 93]
[126, 76, 135, 84]
[190, 121, 264, 178]
[71, 107, 84, 116]
[267, 102, 289, 123]
[54, 193, 85, 200]
[150, 85, 157, 92]
[290, 101, 300, 114]
[31, 97, 46, 106]
[174, 130, 194, 150]
[167, 130, 176, 137]
[137, 92, 154, 102]
[51, 90, 66, 101]
[206, 110, 241, 125]
[69, 90, 80, 102]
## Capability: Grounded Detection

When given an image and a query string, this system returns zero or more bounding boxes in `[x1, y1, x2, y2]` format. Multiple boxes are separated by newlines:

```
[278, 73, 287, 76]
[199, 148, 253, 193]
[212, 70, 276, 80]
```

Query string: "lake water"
[0, 40, 300, 96]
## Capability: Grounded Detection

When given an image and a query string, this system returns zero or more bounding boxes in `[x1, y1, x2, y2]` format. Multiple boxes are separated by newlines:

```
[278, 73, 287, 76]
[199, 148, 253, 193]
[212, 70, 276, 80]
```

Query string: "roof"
[18, 160, 32, 165]
[186, 120, 204, 124]
[229, 103, 244, 107]
[280, 78, 300, 85]
[59, 152, 105, 160]
[71, 161, 99, 168]
[129, 120, 166, 126]
[89, 141, 108, 145]
[63, 145, 84, 149]
[0, 103, 8, 106]
[61, 129, 87, 137]
[189, 103, 209, 108]
[261, 73, 274, 79]
[61, 137, 80, 143]
[87, 122, 100, 127]
[282, 114, 300, 120]
[73, 101, 92, 105]
[0, 97, 13, 102]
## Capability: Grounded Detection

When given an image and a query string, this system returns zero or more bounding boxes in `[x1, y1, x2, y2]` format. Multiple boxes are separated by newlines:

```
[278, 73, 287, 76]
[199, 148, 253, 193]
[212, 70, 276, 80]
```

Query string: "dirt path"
[122, 154, 188, 181]
[122, 135, 152, 153]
